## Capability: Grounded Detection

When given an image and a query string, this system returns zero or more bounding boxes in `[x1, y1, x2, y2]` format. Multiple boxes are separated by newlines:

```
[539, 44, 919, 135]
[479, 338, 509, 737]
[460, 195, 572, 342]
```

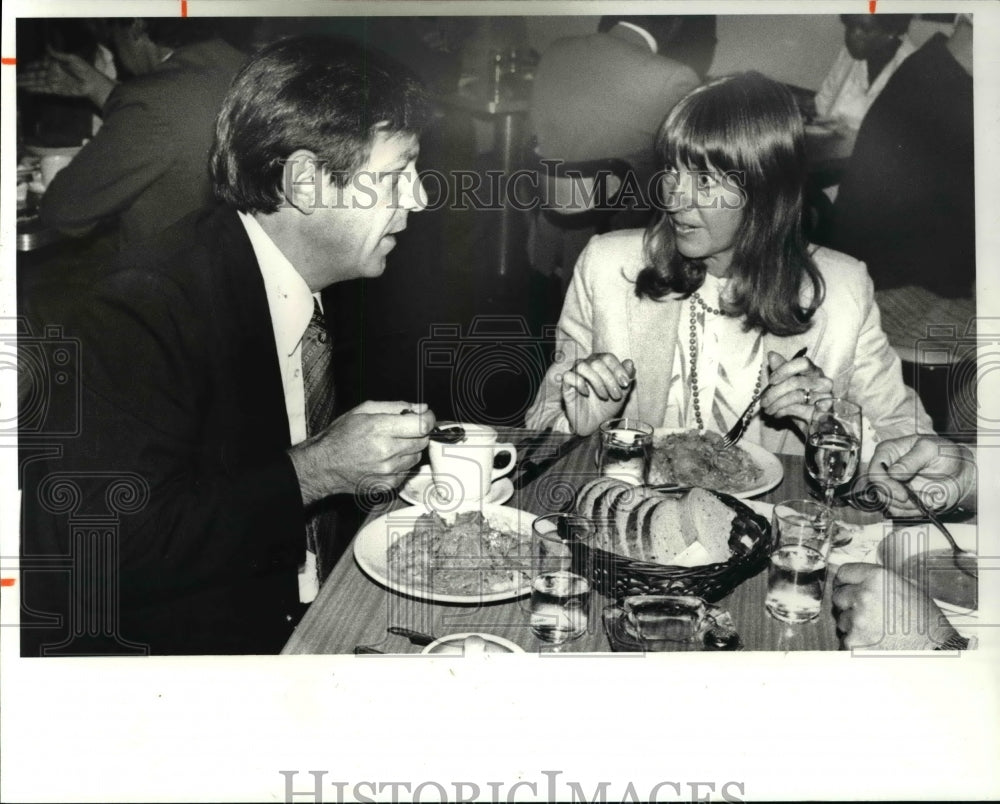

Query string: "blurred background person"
[597, 14, 716, 81]
[529, 15, 705, 293]
[19, 18, 246, 248]
[811, 13, 915, 136]
[821, 15, 973, 297]
[16, 19, 115, 147]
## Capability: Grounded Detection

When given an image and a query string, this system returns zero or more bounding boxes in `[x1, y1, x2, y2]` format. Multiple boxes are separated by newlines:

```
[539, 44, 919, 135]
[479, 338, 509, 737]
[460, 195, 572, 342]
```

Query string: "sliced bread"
[685, 488, 735, 563]
[643, 498, 689, 564]
[576, 477, 622, 521]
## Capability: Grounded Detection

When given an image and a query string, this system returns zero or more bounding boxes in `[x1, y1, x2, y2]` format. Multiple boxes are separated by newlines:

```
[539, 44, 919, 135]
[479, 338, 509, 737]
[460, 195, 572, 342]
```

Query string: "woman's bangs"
[664, 106, 741, 175]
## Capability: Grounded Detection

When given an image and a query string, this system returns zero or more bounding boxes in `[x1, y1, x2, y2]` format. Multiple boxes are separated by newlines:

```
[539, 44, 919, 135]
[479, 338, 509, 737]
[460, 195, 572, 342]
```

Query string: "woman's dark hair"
[635, 71, 824, 336]
[210, 35, 429, 214]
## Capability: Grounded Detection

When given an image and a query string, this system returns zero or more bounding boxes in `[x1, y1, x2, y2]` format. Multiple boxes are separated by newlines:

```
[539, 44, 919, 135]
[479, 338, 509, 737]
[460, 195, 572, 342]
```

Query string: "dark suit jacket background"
[825, 33, 974, 297]
[40, 39, 247, 248]
[21, 206, 312, 655]
[530, 24, 700, 200]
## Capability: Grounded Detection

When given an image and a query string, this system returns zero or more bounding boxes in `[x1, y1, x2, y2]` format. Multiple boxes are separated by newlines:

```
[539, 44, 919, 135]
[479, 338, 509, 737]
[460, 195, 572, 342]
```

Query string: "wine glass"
[805, 398, 862, 546]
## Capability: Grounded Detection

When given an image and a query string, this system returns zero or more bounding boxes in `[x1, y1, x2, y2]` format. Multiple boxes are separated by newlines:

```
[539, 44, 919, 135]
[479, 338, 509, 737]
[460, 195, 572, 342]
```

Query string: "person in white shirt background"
[812, 13, 915, 136]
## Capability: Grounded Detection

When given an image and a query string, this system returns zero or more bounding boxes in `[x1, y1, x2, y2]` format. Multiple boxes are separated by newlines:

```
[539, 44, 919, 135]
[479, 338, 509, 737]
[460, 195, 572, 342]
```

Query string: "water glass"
[598, 418, 653, 485]
[529, 514, 594, 645]
[765, 500, 833, 624]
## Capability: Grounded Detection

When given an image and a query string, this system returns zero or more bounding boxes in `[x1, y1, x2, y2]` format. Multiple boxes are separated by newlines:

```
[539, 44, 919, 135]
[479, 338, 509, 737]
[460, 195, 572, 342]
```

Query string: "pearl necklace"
[688, 292, 764, 431]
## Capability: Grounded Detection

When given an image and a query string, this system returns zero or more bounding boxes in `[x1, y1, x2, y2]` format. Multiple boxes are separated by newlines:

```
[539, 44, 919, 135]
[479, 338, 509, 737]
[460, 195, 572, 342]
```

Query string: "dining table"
[280, 428, 926, 656]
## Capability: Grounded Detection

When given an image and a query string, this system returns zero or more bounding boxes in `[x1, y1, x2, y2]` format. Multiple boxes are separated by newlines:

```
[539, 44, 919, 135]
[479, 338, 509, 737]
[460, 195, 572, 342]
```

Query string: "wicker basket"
[570, 490, 773, 603]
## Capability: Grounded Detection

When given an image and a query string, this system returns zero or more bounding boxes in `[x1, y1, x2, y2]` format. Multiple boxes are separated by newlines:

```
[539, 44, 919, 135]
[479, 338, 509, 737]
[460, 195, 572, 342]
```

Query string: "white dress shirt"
[238, 211, 321, 603]
[814, 36, 916, 133]
[615, 21, 658, 54]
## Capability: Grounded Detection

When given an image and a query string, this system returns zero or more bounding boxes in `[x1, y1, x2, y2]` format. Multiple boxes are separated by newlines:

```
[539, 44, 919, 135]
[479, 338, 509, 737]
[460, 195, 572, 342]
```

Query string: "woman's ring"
[803, 388, 812, 406]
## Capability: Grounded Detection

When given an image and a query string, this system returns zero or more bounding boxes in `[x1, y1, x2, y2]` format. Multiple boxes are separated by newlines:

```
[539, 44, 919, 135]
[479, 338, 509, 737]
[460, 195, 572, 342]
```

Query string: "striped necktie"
[303, 299, 336, 439]
[302, 298, 336, 567]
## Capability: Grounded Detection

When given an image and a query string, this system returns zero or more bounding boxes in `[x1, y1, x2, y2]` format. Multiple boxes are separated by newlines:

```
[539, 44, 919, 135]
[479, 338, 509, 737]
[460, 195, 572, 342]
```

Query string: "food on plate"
[648, 430, 762, 493]
[574, 478, 737, 567]
[387, 510, 530, 596]
[899, 549, 978, 611]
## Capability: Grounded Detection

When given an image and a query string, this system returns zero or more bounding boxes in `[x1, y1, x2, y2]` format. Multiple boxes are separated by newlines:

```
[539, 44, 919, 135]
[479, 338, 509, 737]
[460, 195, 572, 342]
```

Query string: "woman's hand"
[560, 353, 635, 435]
[759, 350, 833, 424]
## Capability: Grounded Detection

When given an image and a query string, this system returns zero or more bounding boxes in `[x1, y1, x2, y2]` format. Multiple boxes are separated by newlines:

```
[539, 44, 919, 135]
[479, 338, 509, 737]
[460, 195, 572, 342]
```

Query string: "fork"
[719, 346, 807, 448]
[879, 462, 977, 579]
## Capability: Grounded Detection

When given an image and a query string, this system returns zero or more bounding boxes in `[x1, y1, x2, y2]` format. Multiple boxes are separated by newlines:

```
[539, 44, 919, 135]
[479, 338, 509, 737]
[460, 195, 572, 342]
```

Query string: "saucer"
[399, 465, 514, 508]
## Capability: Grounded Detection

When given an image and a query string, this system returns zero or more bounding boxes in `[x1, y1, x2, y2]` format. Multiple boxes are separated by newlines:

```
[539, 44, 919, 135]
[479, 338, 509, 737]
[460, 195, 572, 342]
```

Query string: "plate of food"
[877, 523, 978, 621]
[648, 428, 782, 499]
[353, 504, 537, 604]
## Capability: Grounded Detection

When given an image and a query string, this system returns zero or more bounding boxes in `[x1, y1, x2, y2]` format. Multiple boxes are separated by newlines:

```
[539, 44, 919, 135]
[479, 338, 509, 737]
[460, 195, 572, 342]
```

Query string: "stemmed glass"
[805, 398, 862, 546]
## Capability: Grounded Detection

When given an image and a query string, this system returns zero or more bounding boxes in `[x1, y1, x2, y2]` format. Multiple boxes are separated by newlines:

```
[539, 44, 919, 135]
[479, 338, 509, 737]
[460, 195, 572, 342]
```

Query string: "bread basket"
[569, 490, 773, 603]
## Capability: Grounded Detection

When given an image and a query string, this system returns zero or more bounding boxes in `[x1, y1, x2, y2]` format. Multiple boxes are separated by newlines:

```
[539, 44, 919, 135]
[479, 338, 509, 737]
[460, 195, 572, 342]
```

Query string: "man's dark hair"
[209, 35, 429, 214]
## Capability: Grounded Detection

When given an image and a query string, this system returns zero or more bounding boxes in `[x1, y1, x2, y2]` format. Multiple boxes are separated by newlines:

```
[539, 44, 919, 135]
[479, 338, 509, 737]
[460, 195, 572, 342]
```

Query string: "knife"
[387, 626, 436, 646]
[512, 432, 588, 491]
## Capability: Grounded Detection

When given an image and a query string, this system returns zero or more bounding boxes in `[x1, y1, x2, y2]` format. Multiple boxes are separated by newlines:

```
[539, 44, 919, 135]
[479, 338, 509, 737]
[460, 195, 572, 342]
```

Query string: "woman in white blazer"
[525, 72, 933, 460]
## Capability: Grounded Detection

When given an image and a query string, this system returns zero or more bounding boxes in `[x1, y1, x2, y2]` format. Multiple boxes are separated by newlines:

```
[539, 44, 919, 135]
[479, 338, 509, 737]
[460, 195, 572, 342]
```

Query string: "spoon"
[879, 461, 977, 579]
[399, 409, 465, 444]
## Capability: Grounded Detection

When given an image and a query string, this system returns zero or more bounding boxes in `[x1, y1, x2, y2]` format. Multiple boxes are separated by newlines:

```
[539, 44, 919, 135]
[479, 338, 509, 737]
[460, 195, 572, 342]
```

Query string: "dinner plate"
[353, 503, 537, 604]
[648, 428, 783, 499]
[422, 633, 524, 655]
[399, 465, 514, 508]
[877, 523, 979, 621]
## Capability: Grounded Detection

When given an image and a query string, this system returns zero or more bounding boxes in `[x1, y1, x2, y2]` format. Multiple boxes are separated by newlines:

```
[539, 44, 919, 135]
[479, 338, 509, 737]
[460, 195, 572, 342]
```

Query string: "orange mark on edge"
[181, 0, 188, 17]
[1, 58, 16, 65]
[869, 0, 877, 12]
[0, 578, 15, 587]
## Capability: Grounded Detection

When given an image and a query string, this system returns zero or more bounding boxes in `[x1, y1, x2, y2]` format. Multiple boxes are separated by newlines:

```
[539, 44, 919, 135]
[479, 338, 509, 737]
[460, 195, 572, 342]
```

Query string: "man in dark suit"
[20, 36, 435, 656]
[529, 16, 703, 288]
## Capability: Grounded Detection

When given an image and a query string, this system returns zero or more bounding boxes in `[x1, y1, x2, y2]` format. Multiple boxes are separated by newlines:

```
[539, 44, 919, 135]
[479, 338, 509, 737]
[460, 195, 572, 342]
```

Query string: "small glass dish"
[603, 595, 742, 652]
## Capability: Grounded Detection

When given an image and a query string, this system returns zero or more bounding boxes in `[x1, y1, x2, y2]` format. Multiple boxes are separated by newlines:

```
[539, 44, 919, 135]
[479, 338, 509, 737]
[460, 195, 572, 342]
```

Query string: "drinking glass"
[805, 398, 862, 545]
[765, 499, 834, 624]
[598, 418, 653, 485]
[529, 514, 595, 646]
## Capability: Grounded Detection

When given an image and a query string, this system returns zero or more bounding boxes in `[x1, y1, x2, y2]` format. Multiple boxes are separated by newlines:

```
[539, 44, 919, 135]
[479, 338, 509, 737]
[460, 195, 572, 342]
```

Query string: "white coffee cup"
[428, 422, 517, 505]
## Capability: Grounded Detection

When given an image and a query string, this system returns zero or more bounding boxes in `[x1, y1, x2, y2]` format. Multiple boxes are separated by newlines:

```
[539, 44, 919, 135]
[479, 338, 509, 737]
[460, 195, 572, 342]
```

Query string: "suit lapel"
[207, 207, 292, 453]
[625, 291, 680, 427]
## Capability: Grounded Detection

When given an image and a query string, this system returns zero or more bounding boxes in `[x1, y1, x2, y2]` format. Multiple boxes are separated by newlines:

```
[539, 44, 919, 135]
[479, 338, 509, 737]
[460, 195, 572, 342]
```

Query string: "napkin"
[743, 500, 884, 568]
